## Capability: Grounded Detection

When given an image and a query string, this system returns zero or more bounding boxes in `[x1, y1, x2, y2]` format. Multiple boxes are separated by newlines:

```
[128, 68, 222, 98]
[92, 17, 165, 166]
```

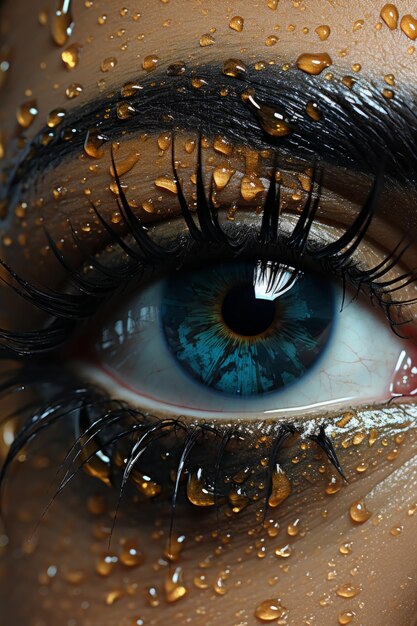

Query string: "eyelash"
[0, 133, 414, 531]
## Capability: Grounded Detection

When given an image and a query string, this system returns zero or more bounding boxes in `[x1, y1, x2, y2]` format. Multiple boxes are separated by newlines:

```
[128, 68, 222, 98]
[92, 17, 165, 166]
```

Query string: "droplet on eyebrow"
[16, 100, 38, 129]
[244, 92, 293, 138]
[380, 3, 399, 30]
[116, 101, 135, 119]
[222, 58, 247, 79]
[51, 0, 74, 47]
[296, 52, 332, 75]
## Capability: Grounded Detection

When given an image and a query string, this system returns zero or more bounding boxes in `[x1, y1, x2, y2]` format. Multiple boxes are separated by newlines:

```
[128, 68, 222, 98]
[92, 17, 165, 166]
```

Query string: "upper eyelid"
[2, 62, 416, 212]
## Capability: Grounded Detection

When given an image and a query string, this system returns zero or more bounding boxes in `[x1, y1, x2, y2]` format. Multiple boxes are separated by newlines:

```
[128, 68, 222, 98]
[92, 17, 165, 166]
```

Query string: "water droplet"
[185, 138, 196, 154]
[146, 587, 159, 607]
[349, 499, 371, 523]
[380, 4, 399, 30]
[265, 35, 278, 46]
[222, 58, 247, 78]
[296, 52, 332, 75]
[130, 471, 161, 497]
[191, 77, 207, 89]
[110, 151, 140, 177]
[245, 93, 292, 137]
[336, 583, 360, 599]
[143, 55, 159, 72]
[214, 575, 228, 595]
[84, 129, 108, 158]
[65, 83, 83, 99]
[390, 525, 403, 536]
[229, 487, 250, 513]
[199, 33, 215, 46]
[16, 100, 38, 129]
[315, 25, 331, 40]
[382, 88, 394, 99]
[96, 552, 118, 577]
[61, 43, 80, 70]
[274, 543, 292, 558]
[157, 133, 171, 151]
[166, 62, 186, 76]
[351, 63, 362, 73]
[47, 108, 67, 128]
[339, 610, 355, 624]
[229, 16, 244, 32]
[117, 102, 135, 120]
[120, 540, 144, 567]
[187, 468, 215, 506]
[194, 574, 209, 589]
[353, 19, 364, 32]
[121, 82, 143, 97]
[287, 518, 300, 536]
[106, 588, 125, 605]
[240, 175, 264, 202]
[254, 598, 287, 621]
[342, 76, 355, 89]
[101, 56, 117, 72]
[153, 176, 177, 195]
[213, 165, 235, 190]
[51, 0, 74, 47]
[165, 566, 187, 602]
[306, 100, 322, 121]
[384, 73, 395, 86]
[268, 466, 291, 507]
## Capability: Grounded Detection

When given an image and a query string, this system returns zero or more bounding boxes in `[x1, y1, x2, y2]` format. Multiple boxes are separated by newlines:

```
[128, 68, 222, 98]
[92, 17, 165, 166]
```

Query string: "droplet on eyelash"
[116, 101, 135, 119]
[51, 0, 74, 46]
[16, 100, 38, 129]
[268, 466, 291, 508]
[84, 129, 109, 158]
[380, 4, 399, 30]
[165, 566, 187, 602]
[315, 24, 331, 40]
[254, 598, 287, 621]
[187, 469, 215, 506]
[349, 499, 371, 523]
[229, 16, 244, 32]
[335, 583, 361, 598]
[222, 58, 247, 79]
[244, 93, 293, 138]
[296, 52, 332, 75]
[305, 100, 322, 121]
[47, 108, 67, 128]
[119, 540, 144, 567]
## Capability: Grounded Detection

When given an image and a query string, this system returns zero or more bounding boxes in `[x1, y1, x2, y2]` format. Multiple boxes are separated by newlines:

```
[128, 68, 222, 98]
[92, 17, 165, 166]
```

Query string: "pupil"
[221, 282, 276, 336]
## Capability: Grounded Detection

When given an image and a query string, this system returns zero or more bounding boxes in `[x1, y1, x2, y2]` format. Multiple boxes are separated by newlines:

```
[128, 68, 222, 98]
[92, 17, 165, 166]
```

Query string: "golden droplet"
[222, 58, 247, 78]
[306, 100, 322, 121]
[165, 566, 187, 603]
[296, 52, 332, 75]
[193, 574, 209, 589]
[351, 63, 362, 73]
[265, 35, 278, 46]
[119, 540, 144, 567]
[213, 165, 235, 191]
[380, 4, 399, 30]
[268, 466, 291, 507]
[16, 100, 38, 129]
[51, 0, 74, 46]
[349, 499, 371, 524]
[61, 43, 81, 70]
[213, 135, 233, 155]
[95, 552, 118, 577]
[142, 200, 154, 213]
[336, 583, 360, 599]
[106, 588, 125, 605]
[240, 175, 264, 201]
[84, 129, 108, 158]
[130, 471, 161, 498]
[154, 176, 178, 195]
[246, 94, 292, 138]
[117, 102, 135, 120]
[342, 76, 355, 89]
[110, 151, 140, 177]
[274, 543, 292, 558]
[339, 542, 352, 555]
[254, 598, 287, 621]
[229, 16, 244, 32]
[267, 0, 278, 9]
[157, 133, 171, 151]
[142, 54, 159, 72]
[390, 525, 403, 536]
[121, 82, 143, 97]
[166, 62, 186, 76]
[339, 611, 355, 625]
[315, 25, 331, 40]
[187, 469, 215, 506]
[185, 138, 196, 154]
[214, 575, 228, 596]
[101, 56, 117, 72]
[229, 488, 249, 513]
[164, 533, 186, 562]
[47, 108, 67, 128]
[199, 33, 215, 46]
[65, 83, 83, 99]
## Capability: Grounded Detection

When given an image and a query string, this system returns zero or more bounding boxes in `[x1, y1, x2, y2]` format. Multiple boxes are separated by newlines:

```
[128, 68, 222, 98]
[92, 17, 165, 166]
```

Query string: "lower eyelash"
[0, 366, 346, 532]
[0, 135, 413, 356]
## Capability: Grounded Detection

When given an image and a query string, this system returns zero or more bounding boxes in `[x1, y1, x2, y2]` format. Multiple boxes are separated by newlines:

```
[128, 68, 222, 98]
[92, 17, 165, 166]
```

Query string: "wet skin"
[1, 1, 417, 625]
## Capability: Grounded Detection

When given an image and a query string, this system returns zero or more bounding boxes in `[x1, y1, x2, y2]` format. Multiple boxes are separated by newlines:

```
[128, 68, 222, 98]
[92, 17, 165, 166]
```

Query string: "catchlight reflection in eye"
[81, 260, 409, 417]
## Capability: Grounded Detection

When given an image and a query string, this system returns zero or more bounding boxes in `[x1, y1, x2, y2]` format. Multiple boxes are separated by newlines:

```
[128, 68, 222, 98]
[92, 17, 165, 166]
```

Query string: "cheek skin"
[1, 412, 417, 626]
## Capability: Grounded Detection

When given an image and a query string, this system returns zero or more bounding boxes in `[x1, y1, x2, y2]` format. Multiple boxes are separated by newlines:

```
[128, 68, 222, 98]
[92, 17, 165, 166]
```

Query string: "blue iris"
[161, 261, 334, 397]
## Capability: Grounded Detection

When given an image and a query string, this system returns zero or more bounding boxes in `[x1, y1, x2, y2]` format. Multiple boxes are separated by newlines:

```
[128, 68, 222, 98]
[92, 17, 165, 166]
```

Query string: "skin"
[1, 1, 417, 625]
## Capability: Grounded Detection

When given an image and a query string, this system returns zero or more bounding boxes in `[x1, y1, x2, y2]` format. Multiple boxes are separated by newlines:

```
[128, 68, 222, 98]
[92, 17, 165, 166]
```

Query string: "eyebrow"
[2, 63, 417, 210]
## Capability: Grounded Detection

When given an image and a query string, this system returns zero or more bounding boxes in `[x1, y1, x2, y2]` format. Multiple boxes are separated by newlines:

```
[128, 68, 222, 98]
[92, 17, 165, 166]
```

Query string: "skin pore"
[1, 1, 417, 625]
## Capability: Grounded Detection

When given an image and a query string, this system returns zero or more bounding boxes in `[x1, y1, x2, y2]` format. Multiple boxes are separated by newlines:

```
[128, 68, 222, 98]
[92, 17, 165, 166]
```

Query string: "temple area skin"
[1, 2, 417, 625]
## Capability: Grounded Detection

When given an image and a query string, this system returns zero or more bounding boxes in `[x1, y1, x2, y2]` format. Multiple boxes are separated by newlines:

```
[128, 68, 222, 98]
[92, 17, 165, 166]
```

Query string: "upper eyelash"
[0, 133, 413, 356]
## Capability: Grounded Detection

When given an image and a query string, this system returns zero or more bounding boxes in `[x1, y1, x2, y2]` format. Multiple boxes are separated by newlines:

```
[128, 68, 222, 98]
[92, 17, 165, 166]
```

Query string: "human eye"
[1, 2, 417, 626]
